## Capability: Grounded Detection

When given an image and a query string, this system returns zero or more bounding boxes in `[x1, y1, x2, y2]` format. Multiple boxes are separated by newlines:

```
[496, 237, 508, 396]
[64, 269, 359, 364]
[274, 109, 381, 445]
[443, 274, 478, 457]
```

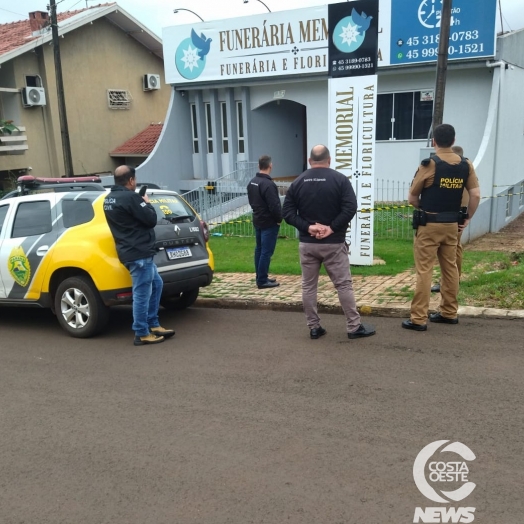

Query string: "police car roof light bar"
[15, 175, 104, 197]
[17, 175, 102, 185]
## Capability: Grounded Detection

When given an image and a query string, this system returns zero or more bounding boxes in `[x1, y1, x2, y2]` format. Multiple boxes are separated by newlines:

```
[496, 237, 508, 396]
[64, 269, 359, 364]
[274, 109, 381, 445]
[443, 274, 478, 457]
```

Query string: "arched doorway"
[250, 99, 307, 178]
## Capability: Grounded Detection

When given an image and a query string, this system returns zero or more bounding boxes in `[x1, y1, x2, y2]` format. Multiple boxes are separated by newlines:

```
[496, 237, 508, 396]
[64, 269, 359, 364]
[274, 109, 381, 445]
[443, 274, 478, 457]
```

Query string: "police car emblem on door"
[8, 246, 31, 287]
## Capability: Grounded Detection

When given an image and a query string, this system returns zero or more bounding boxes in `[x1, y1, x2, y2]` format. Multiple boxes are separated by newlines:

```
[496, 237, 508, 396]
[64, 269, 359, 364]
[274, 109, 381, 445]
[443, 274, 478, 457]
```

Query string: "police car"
[0, 176, 214, 338]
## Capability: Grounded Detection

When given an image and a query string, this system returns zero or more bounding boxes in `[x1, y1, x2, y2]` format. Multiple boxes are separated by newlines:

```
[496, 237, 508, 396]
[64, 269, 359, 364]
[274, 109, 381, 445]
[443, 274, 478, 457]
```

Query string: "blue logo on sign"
[175, 28, 212, 80]
[333, 8, 373, 53]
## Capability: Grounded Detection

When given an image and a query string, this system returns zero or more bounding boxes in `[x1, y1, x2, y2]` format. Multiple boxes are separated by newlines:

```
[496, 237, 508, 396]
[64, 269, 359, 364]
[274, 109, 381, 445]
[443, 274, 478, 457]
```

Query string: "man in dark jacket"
[247, 155, 282, 289]
[283, 145, 375, 340]
[104, 166, 174, 346]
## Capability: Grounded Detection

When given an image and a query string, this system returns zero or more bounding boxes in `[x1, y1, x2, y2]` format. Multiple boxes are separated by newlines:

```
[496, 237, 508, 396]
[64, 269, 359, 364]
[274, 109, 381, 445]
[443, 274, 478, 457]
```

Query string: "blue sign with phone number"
[390, 0, 497, 65]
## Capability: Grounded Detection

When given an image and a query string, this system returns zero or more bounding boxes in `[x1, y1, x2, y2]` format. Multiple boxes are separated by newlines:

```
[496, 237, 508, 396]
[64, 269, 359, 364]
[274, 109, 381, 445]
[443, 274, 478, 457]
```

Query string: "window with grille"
[236, 101, 245, 154]
[107, 89, 132, 109]
[190, 104, 199, 154]
[205, 103, 213, 153]
[25, 74, 42, 87]
[376, 91, 433, 141]
[221, 102, 229, 154]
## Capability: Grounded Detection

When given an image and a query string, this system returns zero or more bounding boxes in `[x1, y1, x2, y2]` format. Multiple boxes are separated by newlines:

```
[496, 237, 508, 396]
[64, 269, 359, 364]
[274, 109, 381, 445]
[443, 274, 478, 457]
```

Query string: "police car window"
[62, 199, 95, 228]
[11, 201, 52, 238]
[148, 195, 195, 221]
[0, 205, 8, 235]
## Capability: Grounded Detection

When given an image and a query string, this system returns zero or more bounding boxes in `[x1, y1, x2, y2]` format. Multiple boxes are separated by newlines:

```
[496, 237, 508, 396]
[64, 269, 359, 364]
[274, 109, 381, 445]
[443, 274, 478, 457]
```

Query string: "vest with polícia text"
[420, 156, 469, 213]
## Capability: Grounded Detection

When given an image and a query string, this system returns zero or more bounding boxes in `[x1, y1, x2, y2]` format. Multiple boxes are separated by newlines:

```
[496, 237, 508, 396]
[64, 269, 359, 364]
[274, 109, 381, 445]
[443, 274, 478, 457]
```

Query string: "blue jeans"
[254, 224, 280, 285]
[125, 257, 163, 337]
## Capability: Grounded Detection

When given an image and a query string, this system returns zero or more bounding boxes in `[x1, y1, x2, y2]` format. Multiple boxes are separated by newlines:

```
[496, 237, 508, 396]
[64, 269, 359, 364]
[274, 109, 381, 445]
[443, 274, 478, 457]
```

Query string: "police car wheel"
[55, 276, 109, 338]
[160, 288, 199, 310]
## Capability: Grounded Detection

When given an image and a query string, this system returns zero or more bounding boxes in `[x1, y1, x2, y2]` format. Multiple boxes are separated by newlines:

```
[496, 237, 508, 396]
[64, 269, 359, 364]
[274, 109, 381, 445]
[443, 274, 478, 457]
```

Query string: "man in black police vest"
[402, 124, 480, 331]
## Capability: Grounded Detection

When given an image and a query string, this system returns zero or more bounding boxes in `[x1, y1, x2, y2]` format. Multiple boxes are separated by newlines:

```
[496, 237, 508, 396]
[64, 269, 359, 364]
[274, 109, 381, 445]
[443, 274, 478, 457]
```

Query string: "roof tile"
[110, 123, 164, 156]
[0, 4, 115, 57]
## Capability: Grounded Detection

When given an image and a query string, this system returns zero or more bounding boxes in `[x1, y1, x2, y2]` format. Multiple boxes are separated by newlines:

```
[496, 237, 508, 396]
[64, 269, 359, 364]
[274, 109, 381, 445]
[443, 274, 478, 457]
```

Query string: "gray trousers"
[299, 242, 361, 333]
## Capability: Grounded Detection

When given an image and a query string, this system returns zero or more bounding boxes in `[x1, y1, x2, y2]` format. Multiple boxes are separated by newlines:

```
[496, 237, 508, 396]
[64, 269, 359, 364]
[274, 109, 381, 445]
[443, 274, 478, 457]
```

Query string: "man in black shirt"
[283, 145, 375, 340]
[247, 155, 282, 289]
[104, 166, 175, 346]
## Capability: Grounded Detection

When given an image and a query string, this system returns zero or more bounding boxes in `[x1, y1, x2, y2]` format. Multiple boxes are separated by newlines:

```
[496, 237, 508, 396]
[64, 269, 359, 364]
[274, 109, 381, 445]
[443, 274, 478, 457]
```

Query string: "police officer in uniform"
[431, 145, 468, 293]
[402, 124, 480, 331]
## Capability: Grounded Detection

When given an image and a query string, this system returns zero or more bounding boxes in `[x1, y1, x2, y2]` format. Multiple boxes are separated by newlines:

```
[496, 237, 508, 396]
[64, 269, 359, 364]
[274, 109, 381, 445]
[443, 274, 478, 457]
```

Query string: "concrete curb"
[195, 298, 524, 319]
[458, 306, 524, 319]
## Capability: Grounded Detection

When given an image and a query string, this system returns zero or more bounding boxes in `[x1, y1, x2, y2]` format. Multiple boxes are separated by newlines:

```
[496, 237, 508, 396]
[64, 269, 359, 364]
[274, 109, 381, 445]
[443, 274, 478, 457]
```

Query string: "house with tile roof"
[0, 3, 170, 191]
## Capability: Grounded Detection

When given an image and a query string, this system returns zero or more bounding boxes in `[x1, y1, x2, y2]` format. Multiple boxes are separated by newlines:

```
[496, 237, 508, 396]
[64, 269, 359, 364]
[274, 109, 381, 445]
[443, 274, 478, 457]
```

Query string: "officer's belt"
[424, 211, 460, 223]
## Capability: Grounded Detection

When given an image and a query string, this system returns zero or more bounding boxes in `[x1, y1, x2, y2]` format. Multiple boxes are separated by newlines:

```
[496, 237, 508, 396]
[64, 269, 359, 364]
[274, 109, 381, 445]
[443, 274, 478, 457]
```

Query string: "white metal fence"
[183, 173, 414, 240]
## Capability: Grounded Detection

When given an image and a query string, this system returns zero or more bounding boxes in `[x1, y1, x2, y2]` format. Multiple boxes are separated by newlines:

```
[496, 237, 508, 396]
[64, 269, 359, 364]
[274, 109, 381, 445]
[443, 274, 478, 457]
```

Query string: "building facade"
[139, 1, 524, 242]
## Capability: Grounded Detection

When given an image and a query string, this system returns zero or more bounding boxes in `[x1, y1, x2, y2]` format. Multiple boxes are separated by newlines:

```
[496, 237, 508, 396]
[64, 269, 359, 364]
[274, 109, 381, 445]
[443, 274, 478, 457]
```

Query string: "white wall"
[137, 89, 194, 192]
[488, 63, 524, 233]
[493, 66, 524, 191]
[375, 66, 493, 188]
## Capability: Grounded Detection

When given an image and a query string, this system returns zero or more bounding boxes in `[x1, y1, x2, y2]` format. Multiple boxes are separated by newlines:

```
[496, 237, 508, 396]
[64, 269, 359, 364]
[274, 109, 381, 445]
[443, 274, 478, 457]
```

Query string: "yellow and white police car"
[0, 176, 214, 338]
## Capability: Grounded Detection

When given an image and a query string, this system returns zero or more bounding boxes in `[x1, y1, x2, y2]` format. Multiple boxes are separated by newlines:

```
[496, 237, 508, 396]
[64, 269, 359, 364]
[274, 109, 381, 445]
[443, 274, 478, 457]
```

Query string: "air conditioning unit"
[22, 86, 46, 107]
[143, 74, 161, 91]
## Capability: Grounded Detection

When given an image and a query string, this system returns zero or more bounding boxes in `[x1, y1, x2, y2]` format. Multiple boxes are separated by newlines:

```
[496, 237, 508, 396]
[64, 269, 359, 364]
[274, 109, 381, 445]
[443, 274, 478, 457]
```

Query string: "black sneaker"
[348, 324, 376, 339]
[257, 281, 280, 289]
[310, 326, 327, 339]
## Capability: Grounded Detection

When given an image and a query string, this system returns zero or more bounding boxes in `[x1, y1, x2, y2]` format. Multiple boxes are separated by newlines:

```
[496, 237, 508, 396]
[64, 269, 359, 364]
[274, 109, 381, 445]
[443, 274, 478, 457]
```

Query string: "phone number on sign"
[404, 43, 485, 60]
[333, 63, 374, 71]
[336, 57, 372, 65]
[404, 30, 480, 47]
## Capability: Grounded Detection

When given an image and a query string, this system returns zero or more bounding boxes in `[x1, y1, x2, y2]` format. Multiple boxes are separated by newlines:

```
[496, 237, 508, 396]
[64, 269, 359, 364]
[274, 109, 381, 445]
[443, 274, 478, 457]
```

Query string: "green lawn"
[458, 250, 524, 309]
[208, 236, 524, 309]
[209, 236, 415, 276]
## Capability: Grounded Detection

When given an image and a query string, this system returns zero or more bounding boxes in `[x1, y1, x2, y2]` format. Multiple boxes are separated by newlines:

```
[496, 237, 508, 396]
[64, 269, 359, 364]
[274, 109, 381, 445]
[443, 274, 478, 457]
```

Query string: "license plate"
[166, 247, 192, 260]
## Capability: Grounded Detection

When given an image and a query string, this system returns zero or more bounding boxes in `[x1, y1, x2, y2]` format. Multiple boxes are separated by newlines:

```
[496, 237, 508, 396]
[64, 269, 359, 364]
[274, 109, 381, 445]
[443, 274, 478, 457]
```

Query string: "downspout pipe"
[485, 60, 505, 68]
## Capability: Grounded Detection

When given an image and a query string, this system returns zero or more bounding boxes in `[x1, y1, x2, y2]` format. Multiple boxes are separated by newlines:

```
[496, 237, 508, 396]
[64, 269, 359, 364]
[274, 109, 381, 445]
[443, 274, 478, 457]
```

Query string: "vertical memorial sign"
[328, 0, 379, 265]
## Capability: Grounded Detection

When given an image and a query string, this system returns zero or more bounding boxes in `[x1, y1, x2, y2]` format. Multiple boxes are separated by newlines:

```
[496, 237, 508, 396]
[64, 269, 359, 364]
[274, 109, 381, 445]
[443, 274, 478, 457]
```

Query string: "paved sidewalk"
[198, 272, 524, 319]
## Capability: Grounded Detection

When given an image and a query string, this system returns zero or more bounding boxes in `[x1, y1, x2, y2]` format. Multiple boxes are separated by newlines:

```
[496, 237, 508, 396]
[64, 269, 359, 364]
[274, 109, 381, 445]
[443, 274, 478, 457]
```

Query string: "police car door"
[0, 194, 58, 301]
[0, 202, 10, 298]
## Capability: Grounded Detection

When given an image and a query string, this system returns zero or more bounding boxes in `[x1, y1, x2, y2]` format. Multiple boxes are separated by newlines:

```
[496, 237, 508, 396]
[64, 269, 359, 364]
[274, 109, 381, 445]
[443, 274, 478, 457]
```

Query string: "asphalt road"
[1, 306, 523, 524]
